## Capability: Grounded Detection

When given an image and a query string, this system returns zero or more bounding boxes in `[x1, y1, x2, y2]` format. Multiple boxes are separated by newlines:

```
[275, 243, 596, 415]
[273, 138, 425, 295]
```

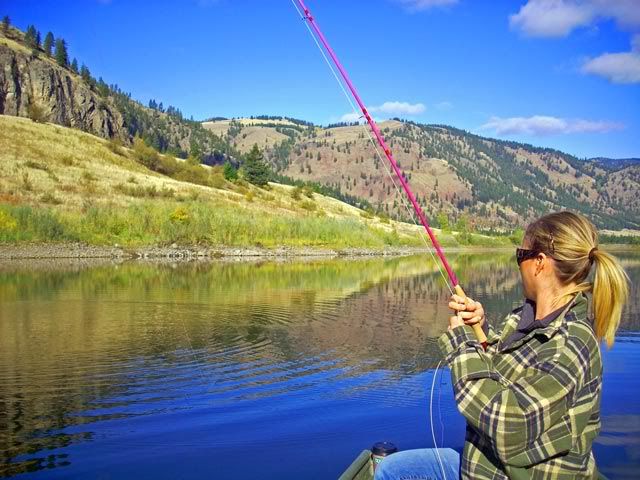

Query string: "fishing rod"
[294, 0, 487, 348]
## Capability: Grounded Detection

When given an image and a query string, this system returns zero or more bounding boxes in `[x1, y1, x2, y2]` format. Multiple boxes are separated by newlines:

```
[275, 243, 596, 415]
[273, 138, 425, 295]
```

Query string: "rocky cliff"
[0, 26, 234, 162]
[0, 35, 126, 141]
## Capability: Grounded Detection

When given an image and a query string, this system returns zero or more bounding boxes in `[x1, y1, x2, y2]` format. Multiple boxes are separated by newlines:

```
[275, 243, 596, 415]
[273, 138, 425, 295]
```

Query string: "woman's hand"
[448, 294, 485, 331]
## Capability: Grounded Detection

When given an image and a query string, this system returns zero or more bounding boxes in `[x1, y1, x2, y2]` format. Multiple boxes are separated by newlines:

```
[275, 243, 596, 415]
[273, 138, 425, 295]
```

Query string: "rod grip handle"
[453, 284, 488, 349]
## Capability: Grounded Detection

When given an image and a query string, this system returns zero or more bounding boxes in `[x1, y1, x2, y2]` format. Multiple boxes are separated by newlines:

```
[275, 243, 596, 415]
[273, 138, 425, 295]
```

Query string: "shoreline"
[0, 242, 518, 260]
[0, 242, 635, 261]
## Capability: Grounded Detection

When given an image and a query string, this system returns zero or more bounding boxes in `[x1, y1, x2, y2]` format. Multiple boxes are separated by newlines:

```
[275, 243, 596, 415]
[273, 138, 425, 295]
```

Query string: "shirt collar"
[516, 299, 570, 335]
[500, 293, 588, 351]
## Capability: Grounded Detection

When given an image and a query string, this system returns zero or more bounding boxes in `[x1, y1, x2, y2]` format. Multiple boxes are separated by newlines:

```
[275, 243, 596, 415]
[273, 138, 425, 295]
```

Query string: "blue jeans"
[373, 448, 460, 480]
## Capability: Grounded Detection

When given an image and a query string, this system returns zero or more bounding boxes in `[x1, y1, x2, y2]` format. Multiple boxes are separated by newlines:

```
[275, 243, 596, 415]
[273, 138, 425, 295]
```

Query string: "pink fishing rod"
[296, 0, 487, 347]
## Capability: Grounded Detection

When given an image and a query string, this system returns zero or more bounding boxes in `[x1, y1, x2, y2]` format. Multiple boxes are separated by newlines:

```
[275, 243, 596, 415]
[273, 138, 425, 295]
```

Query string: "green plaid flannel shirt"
[438, 293, 602, 479]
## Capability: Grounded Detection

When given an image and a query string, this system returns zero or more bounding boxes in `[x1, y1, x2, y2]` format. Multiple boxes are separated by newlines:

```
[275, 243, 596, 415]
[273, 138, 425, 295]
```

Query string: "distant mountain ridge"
[1, 24, 639, 231]
[205, 117, 640, 230]
[588, 157, 640, 171]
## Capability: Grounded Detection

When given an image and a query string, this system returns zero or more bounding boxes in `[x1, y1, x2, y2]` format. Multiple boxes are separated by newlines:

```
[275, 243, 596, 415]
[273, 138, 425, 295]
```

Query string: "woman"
[375, 211, 628, 479]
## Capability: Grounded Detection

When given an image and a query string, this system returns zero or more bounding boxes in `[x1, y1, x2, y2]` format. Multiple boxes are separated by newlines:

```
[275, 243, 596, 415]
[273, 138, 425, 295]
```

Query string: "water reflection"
[0, 251, 638, 478]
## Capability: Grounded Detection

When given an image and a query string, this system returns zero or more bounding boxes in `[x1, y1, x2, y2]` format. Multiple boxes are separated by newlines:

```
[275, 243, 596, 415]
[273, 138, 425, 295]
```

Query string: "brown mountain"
[204, 118, 640, 230]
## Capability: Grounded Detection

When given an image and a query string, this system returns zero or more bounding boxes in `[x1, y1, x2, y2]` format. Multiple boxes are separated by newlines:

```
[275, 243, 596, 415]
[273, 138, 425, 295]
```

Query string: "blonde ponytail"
[591, 249, 629, 348]
[525, 211, 629, 348]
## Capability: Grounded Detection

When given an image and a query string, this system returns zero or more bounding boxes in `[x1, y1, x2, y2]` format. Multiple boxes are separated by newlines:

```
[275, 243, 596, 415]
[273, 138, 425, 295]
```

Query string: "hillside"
[206, 118, 640, 230]
[0, 25, 235, 164]
[1, 23, 638, 232]
[1, 115, 474, 249]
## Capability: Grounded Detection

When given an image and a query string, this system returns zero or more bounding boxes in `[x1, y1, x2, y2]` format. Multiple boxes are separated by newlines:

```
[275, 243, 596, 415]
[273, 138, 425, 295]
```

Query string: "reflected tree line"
[0, 252, 638, 475]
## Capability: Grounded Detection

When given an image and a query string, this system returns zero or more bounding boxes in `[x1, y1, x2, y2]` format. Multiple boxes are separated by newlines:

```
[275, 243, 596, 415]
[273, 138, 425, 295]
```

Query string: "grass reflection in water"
[0, 251, 638, 478]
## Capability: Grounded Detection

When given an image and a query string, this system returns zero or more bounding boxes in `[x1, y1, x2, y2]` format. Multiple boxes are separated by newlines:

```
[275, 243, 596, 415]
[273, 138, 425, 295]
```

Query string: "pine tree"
[24, 25, 37, 48]
[54, 38, 68, 67]
[80, 64, 91, 83]
[223, 161, 238, 181]
[35, 30, 41, 47]
[189, 140, 202, 162]
[243, 144, 271, 187]
[97, 77, 109, 97]
[1, 16, 9, 34]
[71, 58, 78, 73]
[43, 32, 54, 55]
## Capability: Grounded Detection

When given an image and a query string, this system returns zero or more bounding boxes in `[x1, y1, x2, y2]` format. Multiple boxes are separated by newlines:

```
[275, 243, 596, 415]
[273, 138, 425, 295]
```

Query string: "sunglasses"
[515, 248, 539, 266]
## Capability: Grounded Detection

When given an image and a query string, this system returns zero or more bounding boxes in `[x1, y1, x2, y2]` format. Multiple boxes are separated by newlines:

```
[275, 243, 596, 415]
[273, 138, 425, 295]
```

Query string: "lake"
[1, 251, 638, 479]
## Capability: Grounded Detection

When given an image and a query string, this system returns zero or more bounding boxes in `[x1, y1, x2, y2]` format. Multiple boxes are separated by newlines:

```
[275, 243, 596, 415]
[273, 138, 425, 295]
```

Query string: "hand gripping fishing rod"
[296, 0, 487, 349]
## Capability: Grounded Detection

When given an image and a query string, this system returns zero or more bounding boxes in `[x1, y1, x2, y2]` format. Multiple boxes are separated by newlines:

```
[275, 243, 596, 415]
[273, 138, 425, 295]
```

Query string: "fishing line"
[290, 3, 462, 478]
[290, 0, 454, 296]
[430, 360, 447, 480]
[438, 365, 446, 448]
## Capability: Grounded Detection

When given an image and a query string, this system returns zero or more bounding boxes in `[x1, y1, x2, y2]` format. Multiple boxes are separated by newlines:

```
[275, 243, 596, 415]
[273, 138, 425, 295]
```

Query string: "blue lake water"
[0, 252, 638, 479]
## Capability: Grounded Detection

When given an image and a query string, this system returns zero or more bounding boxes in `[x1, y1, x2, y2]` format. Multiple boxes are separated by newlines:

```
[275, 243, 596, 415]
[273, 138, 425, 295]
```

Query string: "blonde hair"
[525, 211, 629, 348]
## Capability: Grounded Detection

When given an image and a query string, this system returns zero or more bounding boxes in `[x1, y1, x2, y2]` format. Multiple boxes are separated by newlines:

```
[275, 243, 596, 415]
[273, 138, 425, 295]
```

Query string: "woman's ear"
[535, 253, 545, 275]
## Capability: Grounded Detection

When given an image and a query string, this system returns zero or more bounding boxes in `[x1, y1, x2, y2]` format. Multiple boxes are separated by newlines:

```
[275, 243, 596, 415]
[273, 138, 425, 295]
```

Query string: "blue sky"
[4, 0, 640, 159]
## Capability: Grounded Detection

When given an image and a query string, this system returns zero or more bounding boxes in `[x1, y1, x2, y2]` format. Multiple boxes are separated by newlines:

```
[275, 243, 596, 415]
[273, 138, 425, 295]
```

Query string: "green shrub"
[156, 155, 179, 175]
[12, 206, 70, 241]
[509, 227, 524, 245]
[27, 102, 47, 123]
[132, 137, 160, 170]
[300, 200, 316, 212]
[291, 186, 303, 200]
[174, 164, 210, 186]
[302, 186, 314, 198]
[0, 210, 18, 236]
[170, 206, 190, 223]
[115, 183, 174, 198]
[210, 172, 225, 189]
[106, 138, 125, 156]
[223, 161, 238, 181]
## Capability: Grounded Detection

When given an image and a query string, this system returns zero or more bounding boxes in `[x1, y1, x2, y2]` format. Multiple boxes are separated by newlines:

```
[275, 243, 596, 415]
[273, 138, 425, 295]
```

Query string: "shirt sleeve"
[438, 325, 588, 467]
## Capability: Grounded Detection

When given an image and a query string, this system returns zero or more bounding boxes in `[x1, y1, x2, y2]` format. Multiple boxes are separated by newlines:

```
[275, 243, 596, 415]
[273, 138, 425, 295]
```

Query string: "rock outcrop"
[0, 42, 126, 141]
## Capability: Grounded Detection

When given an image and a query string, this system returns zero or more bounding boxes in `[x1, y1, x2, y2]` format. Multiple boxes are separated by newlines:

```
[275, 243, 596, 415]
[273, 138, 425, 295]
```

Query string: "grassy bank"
[0, 201, 421, 248]
[0, 115, 514, 250]
[0, 201, 515, 249]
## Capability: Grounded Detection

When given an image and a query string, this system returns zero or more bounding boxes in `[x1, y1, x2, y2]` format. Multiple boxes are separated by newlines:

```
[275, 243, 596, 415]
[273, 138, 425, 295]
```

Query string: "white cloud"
[597, 0, 640, 31]
[338, 101, 425, 124]
[510, 0, 640, 38]
[480, 115, 624, 136]
[581, 51, 640, 83]
[369, 101, 426, 115]
[581, 33, 640, 83]
[509, 0, 594, 37]
[510, 2, 640, 84]
[394, 0, 458, 12]
[339, 112, 362, 123]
